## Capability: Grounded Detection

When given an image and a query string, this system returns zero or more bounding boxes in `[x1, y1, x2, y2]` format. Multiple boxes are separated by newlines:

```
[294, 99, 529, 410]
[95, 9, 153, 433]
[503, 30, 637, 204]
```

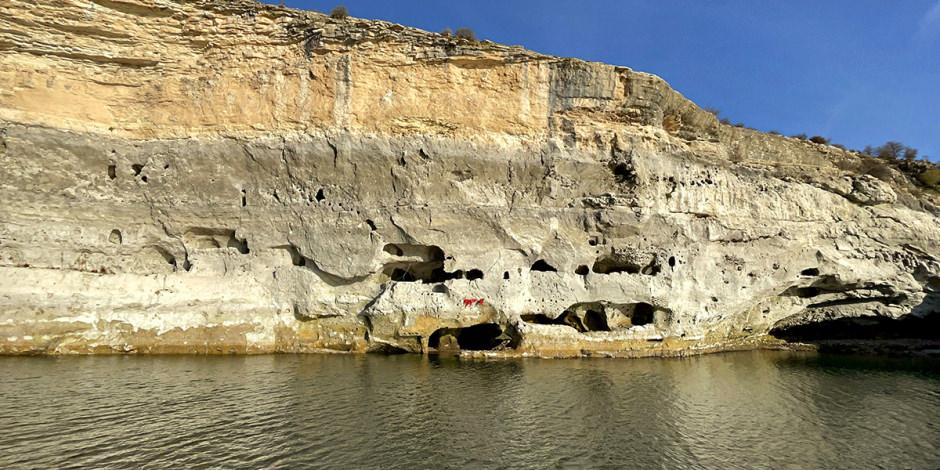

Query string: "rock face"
[1, 0, 939, 356]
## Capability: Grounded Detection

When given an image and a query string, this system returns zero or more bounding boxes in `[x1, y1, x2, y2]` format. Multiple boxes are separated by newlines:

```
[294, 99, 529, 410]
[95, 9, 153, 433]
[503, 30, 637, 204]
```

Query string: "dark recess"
[531, 259, 557, 272]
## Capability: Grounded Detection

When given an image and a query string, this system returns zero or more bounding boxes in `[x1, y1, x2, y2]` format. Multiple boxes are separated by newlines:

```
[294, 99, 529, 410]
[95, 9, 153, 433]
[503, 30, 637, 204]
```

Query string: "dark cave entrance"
[428, 324, 511, 352]
[770, 315, 940, 342]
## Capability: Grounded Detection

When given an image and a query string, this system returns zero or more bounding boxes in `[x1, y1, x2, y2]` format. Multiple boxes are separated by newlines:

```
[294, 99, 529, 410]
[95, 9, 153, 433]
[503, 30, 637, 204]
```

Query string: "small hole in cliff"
[432, 284, 449, 294]
[366, 219, 377, 231]
[316, 188, 325, 202]
[632, 303, 654, 326]
[610, 161, 636, 184]
[108, 164, 117, 180]
[163, 164, 170, 170]
[801, 268, 820, 276]
[131, 164, 143, 176]
[668, 256, 676, 268]
[531, 259, 557, 272]
[575, 265, 589, 275]
[588, 239, 598, 246]
[503, 271, 510, 280]
[466, 269, 484, 281]
[108, 229, 123, 245]
[241, 189, 247, 207]
[141, 175, 148, 183]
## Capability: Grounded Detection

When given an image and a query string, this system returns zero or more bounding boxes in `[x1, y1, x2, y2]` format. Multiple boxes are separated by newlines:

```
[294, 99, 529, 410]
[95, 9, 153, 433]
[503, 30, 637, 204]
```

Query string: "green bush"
[330, 5, 348, 19]
[809, 135, 829, 145]
[919, 169, 940, 187]
[455, 28, 476, 41]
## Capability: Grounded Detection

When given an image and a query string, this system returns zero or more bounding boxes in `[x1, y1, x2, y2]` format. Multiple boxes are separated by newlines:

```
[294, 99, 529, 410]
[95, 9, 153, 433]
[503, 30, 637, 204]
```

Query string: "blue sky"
[267, 1, 940, 161]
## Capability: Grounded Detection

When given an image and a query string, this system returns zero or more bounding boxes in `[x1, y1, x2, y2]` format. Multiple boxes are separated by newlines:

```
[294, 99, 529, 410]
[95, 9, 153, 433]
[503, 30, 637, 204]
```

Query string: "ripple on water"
[0, 351, 938, 469]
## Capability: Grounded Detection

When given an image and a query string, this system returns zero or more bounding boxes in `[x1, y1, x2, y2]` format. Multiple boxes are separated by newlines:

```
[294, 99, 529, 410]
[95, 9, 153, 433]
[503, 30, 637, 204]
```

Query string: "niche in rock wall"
[800, 268, 820, 276]
[381, 243, 479, 283]
[530, 259, 557, 272]
[183, 228, 249, 254]
[575, 265, 589, 276]
[592, 255, 661, 276]
[108, 164, 117, 180]
[108, 229, 123, 245]
[521, 301, 665, 332]
[428, 324, 512, 352]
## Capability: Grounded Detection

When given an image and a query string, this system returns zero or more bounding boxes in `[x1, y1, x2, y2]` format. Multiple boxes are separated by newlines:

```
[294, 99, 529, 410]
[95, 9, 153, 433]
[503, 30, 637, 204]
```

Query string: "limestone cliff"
[2, 0, 939, 356]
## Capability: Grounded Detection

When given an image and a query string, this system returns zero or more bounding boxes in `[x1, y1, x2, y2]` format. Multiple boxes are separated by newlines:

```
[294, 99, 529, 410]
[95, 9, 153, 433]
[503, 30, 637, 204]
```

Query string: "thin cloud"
[918, 0, 940, 37]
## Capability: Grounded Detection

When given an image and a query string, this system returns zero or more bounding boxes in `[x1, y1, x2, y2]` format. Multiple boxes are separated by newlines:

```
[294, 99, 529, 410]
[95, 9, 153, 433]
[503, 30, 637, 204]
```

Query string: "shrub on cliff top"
[329, 5, 348, 19]
[455, 28, 476, 41]
[440, 28, 452, 37]
[809, 136, 830, 145]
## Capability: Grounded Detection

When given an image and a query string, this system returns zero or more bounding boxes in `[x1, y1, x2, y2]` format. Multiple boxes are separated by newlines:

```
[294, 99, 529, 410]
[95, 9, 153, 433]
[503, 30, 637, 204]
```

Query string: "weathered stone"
[0, 0, 938, 356]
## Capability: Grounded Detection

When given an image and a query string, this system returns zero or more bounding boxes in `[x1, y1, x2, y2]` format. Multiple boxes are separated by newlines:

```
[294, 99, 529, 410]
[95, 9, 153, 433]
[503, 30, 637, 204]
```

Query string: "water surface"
[1, 351, 938, 469]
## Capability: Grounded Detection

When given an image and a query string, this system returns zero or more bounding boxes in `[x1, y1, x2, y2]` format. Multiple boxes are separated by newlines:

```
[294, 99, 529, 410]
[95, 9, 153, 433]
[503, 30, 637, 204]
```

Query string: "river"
[1, 351, 938, 469]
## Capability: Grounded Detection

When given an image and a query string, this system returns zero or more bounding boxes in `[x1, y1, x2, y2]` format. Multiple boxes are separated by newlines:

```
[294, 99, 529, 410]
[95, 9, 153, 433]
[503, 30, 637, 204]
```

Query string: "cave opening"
[631, 303, 654, 326]
[108, 229, 123, 245]
[108, 164, 117, 180]
[801, 268, 820, 276]
[428, 324, 509, 351]
[521, 301, 662, 332]
[381, 243, 474, 283]
[503, 271, 510, 280]
[241, 189, 247, 207]
[315, 188, 325, 202]
[531, 259, 557, 272]
[583, 309, 609, 331]
[575, 265, 589, 276]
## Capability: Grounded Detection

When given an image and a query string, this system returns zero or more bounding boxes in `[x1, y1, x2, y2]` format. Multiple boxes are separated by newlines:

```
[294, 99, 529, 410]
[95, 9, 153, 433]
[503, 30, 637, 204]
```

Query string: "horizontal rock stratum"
[2, 0, 939, 356]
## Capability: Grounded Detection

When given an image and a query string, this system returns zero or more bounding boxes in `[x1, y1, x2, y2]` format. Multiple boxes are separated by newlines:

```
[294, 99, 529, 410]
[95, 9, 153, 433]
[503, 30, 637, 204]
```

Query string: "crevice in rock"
[184, 228, 249, 254]
[109, 229, 122, 245]
[800, 267, 820, 276]
[150, 245, 178, 270]
[108, 163, 117, 180]
[806, 296, 903, 309]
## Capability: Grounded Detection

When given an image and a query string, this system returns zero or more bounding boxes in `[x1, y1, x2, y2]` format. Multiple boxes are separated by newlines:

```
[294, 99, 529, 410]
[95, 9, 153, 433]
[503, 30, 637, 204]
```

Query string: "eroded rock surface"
[1, 0, 939, 356]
